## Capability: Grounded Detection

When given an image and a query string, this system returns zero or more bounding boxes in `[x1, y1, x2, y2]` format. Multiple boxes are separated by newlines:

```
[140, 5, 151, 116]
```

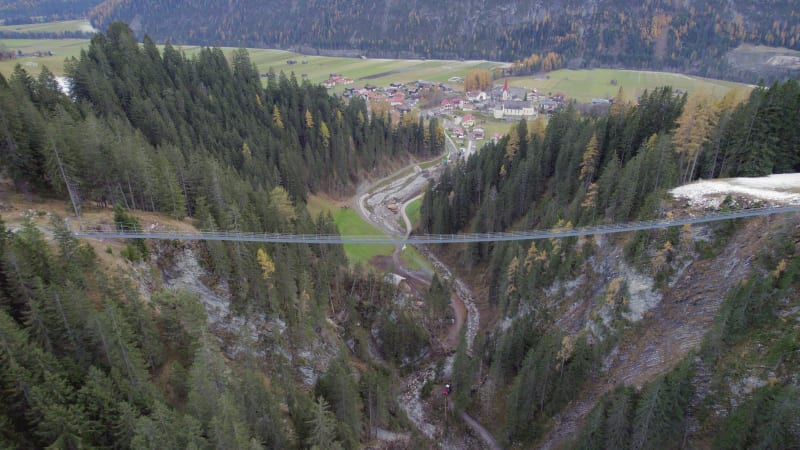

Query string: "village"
[321, 71, 576, 156]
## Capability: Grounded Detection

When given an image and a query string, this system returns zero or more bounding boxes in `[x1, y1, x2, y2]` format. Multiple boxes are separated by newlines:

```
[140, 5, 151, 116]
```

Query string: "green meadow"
[511, 68, 751, 102]
[1, 29, 750, 105]
[0, 39, 87, 75]
[405, 198, 423, 228]
[333, 208, 394, 266]
[0, 19, 95, 34]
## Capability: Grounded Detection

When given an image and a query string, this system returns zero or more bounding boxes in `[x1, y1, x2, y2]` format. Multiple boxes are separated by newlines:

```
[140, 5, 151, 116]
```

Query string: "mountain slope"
[89, 0, 800, 81]
[0, 0, 102, 23]
[414, 81, 800, 447]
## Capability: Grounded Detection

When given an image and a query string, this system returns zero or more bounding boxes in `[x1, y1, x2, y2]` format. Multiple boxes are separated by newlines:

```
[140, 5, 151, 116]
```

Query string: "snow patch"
[670, 173, 800, 209]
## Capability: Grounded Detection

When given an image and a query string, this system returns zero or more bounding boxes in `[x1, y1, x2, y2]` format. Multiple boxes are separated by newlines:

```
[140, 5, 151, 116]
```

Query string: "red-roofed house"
[461, 114, 476, 128]
[389, 95, 405, 106]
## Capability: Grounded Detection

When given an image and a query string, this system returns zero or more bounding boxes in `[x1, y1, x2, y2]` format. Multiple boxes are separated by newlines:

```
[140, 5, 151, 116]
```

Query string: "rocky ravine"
[539, 212, 798, 449]
[354, 158, 496, 448]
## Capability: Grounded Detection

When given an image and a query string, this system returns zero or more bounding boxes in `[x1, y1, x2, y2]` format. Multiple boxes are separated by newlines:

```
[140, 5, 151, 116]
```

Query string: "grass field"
[0, 20, 95, 34]
[0, 36, 501, 87]
[333, 208, 394, 265]
[510, 68, 751, 102]
[1, 32, 751, 103]
[306, 194, 341, 219]
[307, 194, 394, 265]
[405, 198, 423, 228]
[0, 39, 87, 75]
[400, 246, 433, 272]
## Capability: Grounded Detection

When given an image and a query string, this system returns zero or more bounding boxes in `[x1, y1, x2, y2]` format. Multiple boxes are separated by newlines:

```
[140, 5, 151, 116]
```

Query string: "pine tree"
[315, 351, 362, 449]
[306, 396, 343, 450]
[579, 134, 600, 187]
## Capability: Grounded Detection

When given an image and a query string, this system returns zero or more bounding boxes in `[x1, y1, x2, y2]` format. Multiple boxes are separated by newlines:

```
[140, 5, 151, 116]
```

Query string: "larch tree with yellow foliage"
[673, 93, 717, 183]
[257, 248, 275, 281]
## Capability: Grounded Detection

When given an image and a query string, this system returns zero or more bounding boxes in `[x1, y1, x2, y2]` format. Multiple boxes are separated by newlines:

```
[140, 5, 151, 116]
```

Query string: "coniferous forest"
[0, 23, 446, 449]
[1, 18, 800, 449]
[418, 81, 800, 447]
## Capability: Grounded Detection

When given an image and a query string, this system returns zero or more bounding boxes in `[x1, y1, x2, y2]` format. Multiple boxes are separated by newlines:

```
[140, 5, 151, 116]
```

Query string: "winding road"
[352, 155, 500, 449]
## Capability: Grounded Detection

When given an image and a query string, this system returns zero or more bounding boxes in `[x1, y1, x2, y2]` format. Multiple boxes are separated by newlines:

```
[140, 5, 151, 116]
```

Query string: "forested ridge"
[87, 0, 800, 82]
[0, 0, 101, 24]
[0, 23, 447, 449]
[419, 81, 800, 447]
[421, 82, 800, 244]
[4, 22, 444, 220]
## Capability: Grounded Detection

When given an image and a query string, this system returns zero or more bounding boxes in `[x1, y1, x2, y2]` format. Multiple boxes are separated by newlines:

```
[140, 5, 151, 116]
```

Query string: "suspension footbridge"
[70, 205, 800, 245]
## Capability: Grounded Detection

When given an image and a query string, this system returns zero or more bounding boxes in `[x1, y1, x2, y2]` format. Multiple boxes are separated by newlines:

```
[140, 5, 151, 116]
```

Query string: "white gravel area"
[670, 173, 800, 208]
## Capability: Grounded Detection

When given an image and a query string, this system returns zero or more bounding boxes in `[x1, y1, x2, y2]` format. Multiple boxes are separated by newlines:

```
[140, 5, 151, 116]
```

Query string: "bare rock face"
[154, 243, 338, 383]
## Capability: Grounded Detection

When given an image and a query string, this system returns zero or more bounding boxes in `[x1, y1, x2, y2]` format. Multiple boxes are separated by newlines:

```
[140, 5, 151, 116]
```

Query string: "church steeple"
[502, 78, 510, 101]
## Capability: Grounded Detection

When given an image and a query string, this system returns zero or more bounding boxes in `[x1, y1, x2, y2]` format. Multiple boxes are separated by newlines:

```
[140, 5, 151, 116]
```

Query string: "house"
[540, 99, 560, 112]
[441, 99, 456, 111]
[461, 113, 476, 128]
[389, 95, 405, 106]
[473, 127, 485, 140]
[467, 90, 488, 102]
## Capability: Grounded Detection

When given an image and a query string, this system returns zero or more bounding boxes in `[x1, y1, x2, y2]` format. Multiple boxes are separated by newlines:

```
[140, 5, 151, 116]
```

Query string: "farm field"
[0, 36, 501, 87]
[510, 68, 751, 102]
[0, 38, 87, 75]
[2, 32, 751, 103]
[0, 19, 95, 34]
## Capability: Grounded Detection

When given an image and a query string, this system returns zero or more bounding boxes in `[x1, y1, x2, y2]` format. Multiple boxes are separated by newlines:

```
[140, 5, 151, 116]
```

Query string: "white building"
[493, 100, 537, 119]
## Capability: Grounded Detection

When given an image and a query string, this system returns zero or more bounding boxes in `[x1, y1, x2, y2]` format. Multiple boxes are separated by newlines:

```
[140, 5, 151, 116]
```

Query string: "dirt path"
[458, 405, 503, 450]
